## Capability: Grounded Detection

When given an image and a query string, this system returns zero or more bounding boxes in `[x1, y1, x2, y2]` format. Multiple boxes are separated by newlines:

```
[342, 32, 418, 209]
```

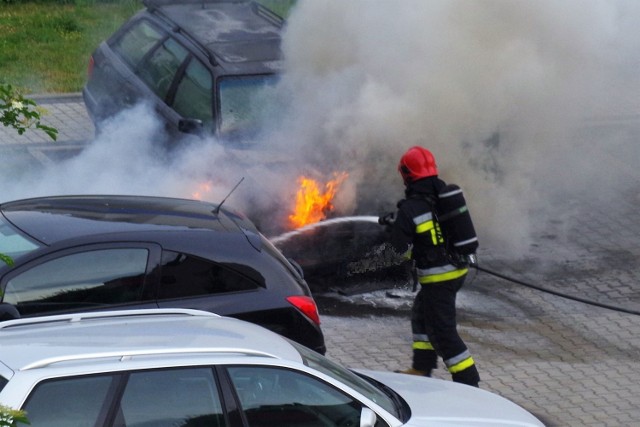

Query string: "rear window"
[112, 19, 164, 69]
[0, 376, 7, 392]
[158, 251, 262, 300]
[21, 375, 114, 426]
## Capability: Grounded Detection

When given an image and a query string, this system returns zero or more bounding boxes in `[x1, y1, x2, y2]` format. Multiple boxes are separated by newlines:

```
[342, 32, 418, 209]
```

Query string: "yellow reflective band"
[415, 220, 434, 234]
[412, 341, 434, 350]
[448, 356, 475, 374]
[434, 223, 444, 244]
[419, 268, 468, 284]
[417, 223, 444, 245]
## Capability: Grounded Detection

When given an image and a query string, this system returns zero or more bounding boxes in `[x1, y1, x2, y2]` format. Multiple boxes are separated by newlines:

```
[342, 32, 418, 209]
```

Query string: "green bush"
[0, 405, 29, 427]
[0, 83, 58, 140]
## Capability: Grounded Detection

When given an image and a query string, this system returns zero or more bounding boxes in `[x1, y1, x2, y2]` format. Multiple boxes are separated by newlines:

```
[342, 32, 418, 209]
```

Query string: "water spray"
[269, 215, 379, 245]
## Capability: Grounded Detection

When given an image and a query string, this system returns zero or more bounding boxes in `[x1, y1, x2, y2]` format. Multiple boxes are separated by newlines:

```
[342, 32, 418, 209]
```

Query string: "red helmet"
[398, 146, 438, 184]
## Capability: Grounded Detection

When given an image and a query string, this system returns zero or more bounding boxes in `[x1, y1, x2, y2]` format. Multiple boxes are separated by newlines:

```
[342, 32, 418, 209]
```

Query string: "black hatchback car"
[0, 195, 325, 354]
[83, 0, 284, 140]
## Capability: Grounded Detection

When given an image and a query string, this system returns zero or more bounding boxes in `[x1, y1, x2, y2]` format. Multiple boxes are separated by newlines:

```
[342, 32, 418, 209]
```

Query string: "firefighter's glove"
[467, 254, 478, 268]
[378, 212, 396, 226]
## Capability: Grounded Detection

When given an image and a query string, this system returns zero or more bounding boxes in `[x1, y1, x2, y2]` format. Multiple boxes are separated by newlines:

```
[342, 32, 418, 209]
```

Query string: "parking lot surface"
[2, 94, 639, 426]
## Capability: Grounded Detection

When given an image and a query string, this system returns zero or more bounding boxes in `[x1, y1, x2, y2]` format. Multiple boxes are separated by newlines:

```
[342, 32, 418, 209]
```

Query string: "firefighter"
[379, 146, 481, 387]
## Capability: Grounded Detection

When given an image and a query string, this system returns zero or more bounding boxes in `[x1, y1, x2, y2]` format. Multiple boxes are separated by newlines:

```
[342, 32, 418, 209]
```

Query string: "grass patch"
[0, 0, 295, 94]
[0, 0, 142, 93]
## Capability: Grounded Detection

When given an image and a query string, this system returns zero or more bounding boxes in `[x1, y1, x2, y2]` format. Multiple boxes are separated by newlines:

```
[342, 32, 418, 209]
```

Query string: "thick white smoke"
[277, 0, 640, 256]
[2, 0, 640, 259]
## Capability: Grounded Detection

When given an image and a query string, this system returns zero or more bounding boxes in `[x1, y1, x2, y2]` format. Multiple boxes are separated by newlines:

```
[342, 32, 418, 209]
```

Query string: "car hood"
[359, 370, 544, 427]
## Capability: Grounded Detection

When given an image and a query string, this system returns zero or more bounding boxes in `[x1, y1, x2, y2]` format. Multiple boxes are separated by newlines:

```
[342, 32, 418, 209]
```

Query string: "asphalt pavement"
[1, 94, 639, 426]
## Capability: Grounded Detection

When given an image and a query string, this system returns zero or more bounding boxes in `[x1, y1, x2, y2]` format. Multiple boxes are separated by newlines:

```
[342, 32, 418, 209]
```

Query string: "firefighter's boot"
[451, 365, 480, 387]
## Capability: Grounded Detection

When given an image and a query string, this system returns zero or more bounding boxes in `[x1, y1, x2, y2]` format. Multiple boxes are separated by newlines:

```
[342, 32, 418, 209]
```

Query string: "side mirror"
[360, 407, 377, 427]
[178, 118, 204, 135]
[0, 303, 20, 322]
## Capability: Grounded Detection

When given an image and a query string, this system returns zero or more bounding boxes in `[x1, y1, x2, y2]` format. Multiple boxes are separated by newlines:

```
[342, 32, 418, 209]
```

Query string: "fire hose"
[270, 215, 639, 316]
[471, 263, 640, 317]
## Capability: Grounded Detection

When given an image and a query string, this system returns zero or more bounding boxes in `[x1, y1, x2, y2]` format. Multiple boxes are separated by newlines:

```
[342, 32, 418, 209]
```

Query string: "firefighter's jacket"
[390, 177, 468, 284]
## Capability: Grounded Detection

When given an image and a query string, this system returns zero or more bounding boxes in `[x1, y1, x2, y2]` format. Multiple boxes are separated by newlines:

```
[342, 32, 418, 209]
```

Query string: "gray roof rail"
[21, 347, 277, 371]
[0, 308, 218, 331]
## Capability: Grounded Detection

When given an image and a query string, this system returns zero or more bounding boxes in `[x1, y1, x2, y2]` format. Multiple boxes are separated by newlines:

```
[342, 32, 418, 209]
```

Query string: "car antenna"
[214, 177, 245, 214]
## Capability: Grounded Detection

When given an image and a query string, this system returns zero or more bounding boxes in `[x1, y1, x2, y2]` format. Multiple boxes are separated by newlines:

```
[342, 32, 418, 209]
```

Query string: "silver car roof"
[0, 309, 303, 373]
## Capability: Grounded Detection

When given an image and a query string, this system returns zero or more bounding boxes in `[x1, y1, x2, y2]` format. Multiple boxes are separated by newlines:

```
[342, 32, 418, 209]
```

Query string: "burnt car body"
[0, 195, 325, 354]
[83, 0, 284, 141]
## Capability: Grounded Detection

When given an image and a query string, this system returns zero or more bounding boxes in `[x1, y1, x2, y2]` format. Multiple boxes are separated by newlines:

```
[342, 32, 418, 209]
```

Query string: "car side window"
[3, 248, 149, 316]
[115, 368, 225, 427]
[20, 368, 226, 427]
[112, 19, 164, 69]
[172, 57, 214, 130]
[21, 375, 114, 427]
[137, 37, 189, 100]
[227, 366, 365, 427]
[158, 251, 261, 300]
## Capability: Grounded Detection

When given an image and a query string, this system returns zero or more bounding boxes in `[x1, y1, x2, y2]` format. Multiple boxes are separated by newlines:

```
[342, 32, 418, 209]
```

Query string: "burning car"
[267, 173, 408, 292]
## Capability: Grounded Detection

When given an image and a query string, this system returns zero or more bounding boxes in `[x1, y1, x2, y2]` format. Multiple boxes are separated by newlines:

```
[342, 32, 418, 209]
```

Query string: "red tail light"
[87, 55, 95, 78]
[286, 296, 321, 325]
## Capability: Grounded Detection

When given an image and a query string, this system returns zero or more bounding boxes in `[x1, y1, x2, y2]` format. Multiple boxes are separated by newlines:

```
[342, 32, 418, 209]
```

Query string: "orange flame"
[191, 181, 213, 200]
[289, 172, 348, 228]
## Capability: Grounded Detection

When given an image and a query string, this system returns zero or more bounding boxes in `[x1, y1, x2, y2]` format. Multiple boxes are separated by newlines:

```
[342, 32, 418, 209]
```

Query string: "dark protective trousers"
[411, 274, 480, 387]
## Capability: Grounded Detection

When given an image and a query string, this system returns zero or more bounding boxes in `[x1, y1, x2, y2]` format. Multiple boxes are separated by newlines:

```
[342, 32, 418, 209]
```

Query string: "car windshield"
[0, 216, 41, 262]
[290, 341, 400, 418]
[218, 74, 280, 140]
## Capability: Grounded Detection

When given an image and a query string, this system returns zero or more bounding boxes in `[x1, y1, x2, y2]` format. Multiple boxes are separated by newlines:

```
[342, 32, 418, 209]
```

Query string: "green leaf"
[0, 83, 58, 141]
[0, 253, 14, 267]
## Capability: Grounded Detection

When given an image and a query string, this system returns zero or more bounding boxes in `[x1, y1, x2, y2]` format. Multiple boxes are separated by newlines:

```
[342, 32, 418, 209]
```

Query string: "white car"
[0, 308, 545, 427]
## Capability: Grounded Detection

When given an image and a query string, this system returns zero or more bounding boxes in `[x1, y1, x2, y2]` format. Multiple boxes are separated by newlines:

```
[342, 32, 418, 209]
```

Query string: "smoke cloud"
[277, 0, 640, 256]
[2, 0, 640, 259]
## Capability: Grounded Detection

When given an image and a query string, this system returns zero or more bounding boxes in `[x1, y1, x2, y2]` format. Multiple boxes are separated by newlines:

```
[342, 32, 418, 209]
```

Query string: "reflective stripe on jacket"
[411, 205, 467, 284]
[389, 177, 467, 285]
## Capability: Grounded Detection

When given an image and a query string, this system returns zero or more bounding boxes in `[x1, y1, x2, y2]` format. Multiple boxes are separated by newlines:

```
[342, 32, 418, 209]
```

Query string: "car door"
[224, 365, 391, 427]
[93, 17, 201, 138]
[0, 243, 162, 317]
[134, 34, 192, 135]
[168, 54, 215, 135]
[20, 367, 228, 427]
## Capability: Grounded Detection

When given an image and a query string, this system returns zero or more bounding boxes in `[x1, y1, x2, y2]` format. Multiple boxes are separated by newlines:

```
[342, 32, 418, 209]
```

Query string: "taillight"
[286, 296, 321, 325]
[87, 55, 95, 78]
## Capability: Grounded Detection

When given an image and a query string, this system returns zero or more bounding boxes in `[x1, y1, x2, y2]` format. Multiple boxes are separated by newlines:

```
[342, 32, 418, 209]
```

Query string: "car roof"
[0, 195, 258, 246]
[0, 309, 302, 373]
[143, 0, 283, 67]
